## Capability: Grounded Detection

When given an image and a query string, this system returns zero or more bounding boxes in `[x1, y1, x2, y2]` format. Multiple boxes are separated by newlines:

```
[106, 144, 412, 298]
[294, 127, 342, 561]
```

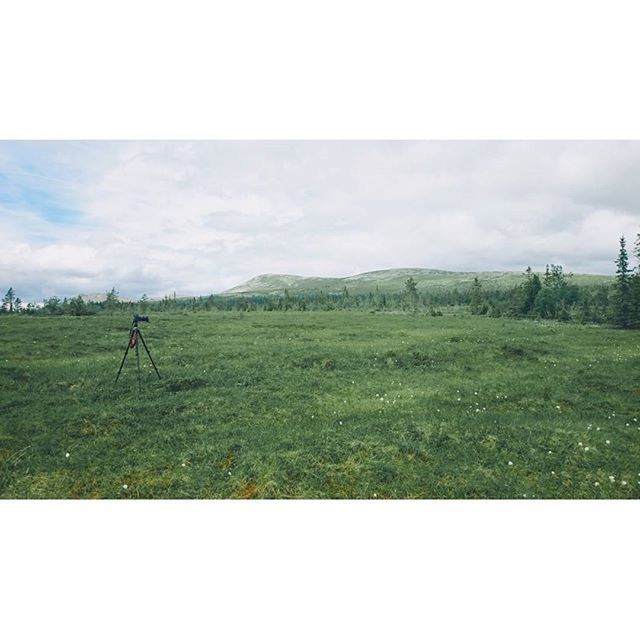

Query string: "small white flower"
[578, 442, 583, 446]
[621, 480, 627, 486]
[551, 471, 556, 475]
[584, 447, 589, 452]
[122, 484, 128, 490]
[339, 421, 343, 425]
[181, 463, 186, 467]
[548, 450, 552, 454]
[556, 405, 561, 410]
[65, 452, 70, 458]
[609, 476, 615, 483]
[373, 493, 377, 498]
[594, 481, 599, 486]
[606, 440, 610, 445]
[508, 461, 513, 466]
[596, 427, 601, 431]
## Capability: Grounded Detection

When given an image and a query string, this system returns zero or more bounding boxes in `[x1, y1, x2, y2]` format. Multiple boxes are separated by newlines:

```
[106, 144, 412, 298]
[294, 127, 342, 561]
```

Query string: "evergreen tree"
[14, 297, 22, 313]
[470, 277, 483, 314]
[403, 277, 419, 311]
[522, 267, 541, 315]
[2, 287, 16, 313]
[105, 287, 120, 312]
[612, 236, 632, 328]
[68, 295, 88, 316]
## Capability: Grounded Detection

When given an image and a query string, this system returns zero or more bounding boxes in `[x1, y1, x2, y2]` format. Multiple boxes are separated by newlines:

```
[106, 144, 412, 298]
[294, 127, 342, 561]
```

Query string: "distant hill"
[222, 268, 614, 296]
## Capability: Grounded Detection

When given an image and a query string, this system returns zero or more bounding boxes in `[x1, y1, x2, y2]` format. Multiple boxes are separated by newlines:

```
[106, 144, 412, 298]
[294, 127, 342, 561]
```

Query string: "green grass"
[1, 311, 638, 498]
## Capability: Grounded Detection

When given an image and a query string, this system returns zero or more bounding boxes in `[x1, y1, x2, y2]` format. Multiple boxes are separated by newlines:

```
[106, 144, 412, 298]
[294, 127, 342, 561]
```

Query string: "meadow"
[0, 311, 638, 499]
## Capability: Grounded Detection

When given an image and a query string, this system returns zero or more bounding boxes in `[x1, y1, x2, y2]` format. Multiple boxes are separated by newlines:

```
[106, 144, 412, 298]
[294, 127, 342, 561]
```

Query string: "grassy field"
[0, 311, 638, 499]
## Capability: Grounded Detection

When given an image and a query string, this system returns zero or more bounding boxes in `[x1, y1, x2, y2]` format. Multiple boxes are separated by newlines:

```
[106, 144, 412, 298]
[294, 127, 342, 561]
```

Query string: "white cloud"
[1, 141, 639, 300]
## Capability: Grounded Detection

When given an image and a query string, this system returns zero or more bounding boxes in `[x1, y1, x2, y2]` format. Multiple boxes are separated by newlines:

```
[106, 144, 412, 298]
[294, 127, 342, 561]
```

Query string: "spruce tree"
[612, 236, 632, 328]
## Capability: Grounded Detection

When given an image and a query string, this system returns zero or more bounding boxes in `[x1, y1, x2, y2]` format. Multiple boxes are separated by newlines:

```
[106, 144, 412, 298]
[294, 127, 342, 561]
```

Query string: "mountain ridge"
[222, 267, 613, 296]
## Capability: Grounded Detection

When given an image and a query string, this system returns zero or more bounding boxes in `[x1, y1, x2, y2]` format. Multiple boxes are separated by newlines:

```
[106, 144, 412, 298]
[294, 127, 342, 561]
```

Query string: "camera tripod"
[115, 314, 161, 388]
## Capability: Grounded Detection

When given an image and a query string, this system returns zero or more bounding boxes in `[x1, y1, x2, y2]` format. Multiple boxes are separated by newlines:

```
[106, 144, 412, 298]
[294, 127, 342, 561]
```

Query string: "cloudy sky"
[1, 140, 639, 301]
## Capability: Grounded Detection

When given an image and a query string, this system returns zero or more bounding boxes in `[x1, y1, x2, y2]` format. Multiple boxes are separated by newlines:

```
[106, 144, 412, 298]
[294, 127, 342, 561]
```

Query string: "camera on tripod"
[115, 314, 160, 388]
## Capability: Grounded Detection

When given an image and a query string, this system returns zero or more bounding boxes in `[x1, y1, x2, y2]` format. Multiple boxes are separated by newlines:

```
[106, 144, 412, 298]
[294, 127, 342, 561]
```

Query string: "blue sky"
[1, 141, 640, 302]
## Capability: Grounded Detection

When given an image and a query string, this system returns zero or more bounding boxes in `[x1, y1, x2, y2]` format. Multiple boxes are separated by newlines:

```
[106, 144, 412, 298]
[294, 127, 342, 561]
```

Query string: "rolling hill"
[222, 268, 613, 296]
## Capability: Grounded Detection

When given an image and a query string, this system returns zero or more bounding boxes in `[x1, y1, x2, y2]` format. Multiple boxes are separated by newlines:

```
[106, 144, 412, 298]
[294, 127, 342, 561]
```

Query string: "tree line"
[3, 233, 640, 328]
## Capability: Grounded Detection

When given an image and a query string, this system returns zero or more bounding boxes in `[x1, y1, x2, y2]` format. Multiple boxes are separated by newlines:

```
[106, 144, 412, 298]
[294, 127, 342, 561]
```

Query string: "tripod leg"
[138, 331, 161, 380]
[115, 333, 132, 383]
[135, 338, 142, 390]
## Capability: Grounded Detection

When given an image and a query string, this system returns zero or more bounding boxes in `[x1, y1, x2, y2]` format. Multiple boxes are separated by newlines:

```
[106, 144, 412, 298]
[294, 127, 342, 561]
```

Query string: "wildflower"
[65, 452, 70, 458]
[339, 421, 343, 425]
[508, 461, 513, 466]
[584, 447, 589, 452]
[578, 442, 583, 446]
[548, 450, 552, 454]
[606, 440, 610, 445]
[594, 481, 599, 486]
[228, 471, 232, 476]
[181, 463, 186, 467]
[373, 493, 377, 498]
[122, 484, 128, 490]
[609, 476, 615, 482]
[621, 480, 627, 486]
[556, 405, 561, 410]
[551, 471, 556, 475]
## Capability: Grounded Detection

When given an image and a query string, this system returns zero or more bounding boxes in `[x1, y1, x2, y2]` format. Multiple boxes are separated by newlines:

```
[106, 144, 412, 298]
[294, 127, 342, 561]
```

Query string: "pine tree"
[2, 287, 16, 313]
[612, 236, 632, 328]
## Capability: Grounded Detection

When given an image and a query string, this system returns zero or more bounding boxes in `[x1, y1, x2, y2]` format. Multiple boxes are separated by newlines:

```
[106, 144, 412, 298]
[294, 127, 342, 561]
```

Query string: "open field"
[0, 311, 638, 498]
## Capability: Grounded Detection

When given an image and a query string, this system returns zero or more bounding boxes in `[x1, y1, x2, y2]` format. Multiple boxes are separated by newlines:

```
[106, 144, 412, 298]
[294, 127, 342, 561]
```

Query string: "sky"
[1, 140, 639, 302]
